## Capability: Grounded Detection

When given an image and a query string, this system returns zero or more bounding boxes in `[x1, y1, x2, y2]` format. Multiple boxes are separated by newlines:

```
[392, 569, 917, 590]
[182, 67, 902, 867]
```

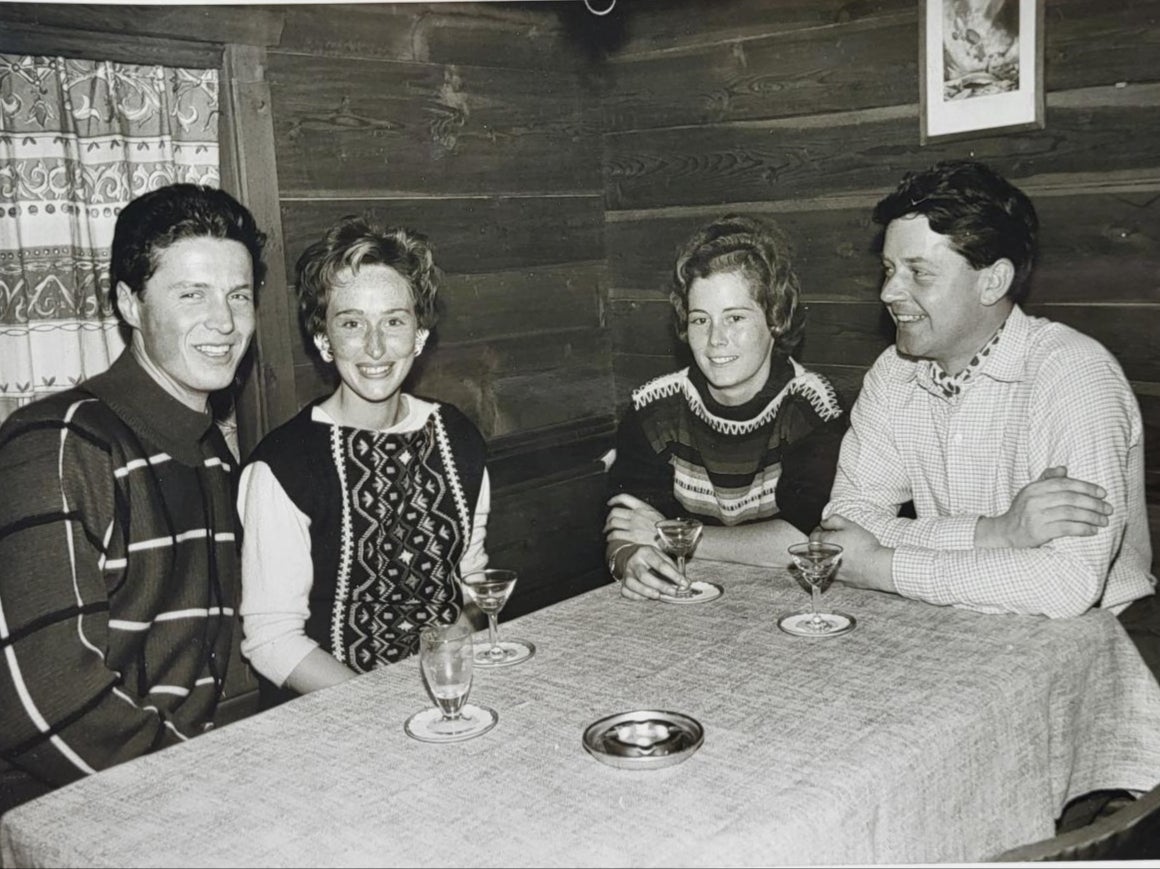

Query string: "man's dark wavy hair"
[872, 160, 1038, 303]
[109, 183, 267, 317]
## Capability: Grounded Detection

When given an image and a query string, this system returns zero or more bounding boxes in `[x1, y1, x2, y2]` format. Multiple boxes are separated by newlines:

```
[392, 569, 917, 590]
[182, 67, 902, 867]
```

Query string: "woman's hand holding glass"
[605, 494, 693, 600]
[613, 543, 690, 600]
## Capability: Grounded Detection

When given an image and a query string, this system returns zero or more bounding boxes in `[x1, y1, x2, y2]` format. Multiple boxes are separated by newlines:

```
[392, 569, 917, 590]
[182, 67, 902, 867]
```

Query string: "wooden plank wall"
[268, 3, 616, 617]
[599, 0, 1160, 569]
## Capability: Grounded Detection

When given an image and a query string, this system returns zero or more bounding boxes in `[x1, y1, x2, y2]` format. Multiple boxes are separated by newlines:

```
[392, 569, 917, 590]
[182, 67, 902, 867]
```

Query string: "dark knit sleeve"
[0, 402, 185, 789]
[608, 403, 680, 518]
[774, 399, 848, 535]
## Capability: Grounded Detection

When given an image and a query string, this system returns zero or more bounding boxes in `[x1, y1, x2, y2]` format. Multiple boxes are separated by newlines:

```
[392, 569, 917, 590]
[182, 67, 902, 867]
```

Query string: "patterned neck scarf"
[929, 319, 1007, 399]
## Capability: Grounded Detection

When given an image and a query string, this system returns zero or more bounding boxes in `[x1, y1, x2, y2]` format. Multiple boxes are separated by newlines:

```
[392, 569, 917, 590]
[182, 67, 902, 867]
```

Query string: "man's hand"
[604, 493, 666, 549]
[813, 514, 896, 593]
[976, 465, 1112, 549]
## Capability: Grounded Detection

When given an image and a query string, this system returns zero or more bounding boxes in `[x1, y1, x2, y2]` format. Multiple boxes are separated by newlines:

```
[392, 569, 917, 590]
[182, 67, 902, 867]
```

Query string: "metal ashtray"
[582, 710, 704, 770]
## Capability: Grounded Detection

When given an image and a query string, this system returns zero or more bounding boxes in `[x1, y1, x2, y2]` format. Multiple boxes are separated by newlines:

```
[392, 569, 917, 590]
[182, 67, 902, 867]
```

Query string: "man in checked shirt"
[816, 160, 1158, 682]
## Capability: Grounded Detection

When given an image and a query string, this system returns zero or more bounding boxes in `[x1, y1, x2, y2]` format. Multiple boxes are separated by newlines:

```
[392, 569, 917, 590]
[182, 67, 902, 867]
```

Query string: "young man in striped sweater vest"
[0, 185, 266, 812]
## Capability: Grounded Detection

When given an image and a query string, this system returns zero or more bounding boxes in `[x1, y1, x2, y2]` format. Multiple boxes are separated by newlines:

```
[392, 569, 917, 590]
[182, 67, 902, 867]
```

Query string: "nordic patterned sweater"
[0, 351, 239, 790]
[609, 356, 847, 533]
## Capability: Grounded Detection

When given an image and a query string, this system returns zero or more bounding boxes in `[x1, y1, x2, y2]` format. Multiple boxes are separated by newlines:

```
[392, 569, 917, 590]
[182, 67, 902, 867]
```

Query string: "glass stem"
[810, 581, 822, 622]
[487, 613, 503, 659]
[677, 555, 686, 578]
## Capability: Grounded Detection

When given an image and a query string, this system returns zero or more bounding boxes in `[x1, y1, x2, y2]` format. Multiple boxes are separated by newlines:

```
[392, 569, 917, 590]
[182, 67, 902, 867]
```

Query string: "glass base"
[777, 611, 856, 638]
[474, 639, 536, 668]
[657, 581, 723, 605]
[404, 704, 498, 743]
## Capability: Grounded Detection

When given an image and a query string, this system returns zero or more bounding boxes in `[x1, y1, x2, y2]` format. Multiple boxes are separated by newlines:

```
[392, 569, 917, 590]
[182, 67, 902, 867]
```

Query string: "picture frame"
[919, 0, 1045, 144]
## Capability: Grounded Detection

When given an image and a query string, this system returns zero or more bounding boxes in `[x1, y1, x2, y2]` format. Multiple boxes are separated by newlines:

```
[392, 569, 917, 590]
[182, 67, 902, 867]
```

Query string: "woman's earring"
[314, 335, 333, 363]
[414, 329, 429, 356]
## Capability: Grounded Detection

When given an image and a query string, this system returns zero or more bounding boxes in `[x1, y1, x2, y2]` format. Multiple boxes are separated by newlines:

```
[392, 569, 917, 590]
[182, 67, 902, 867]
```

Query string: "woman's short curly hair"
[670, 214, 805, 358]
[295, 215, 439, 341]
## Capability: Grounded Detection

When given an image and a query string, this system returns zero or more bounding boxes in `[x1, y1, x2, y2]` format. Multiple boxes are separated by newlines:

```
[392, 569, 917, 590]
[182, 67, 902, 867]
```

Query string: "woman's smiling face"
[685, 270, 774, 406]
[324, 264, 424, 412]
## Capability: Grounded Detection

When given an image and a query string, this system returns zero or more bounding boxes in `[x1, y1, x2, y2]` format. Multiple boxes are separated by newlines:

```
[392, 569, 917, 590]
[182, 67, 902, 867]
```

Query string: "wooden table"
[4, 560, 1160, 866]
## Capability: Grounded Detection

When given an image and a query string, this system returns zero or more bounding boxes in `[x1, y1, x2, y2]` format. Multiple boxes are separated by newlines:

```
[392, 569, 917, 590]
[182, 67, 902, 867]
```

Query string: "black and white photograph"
[1, 1, 1158, 866]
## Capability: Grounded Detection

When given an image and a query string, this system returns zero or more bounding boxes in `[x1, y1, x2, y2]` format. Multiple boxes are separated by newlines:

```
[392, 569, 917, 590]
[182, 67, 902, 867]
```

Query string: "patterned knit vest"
[251, 401, 486, 674]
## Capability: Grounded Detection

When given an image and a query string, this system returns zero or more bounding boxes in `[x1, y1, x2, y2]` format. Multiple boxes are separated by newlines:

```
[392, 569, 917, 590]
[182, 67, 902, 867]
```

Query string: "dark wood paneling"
[1045, 0, 1160, 92]
[276, 2, 582, 70]
[1141, 390, 1160, 501]
[608, 0, 915, 56]
[488, 416, 615, 489]
[436, 264, 604, 343]
[605, 0, 1160, 133]
[0, 23, 223, 67]
[611, 353, 679, 409]
[268, 53, 599, 196]
[489, 466, 611, 620]
[1031, 192, 1160, 304]
[414, 327, 613, 439]
[0, 2, 283, 46]
[605, 84, 1160, 211]
[604, 15, 917, 131]
[280, 196, 603, 278]
[607, 296, 685, 362]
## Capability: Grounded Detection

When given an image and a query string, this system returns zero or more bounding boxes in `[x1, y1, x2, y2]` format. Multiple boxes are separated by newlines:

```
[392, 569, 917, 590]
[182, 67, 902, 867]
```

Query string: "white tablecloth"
[4, 560, 1160, 867]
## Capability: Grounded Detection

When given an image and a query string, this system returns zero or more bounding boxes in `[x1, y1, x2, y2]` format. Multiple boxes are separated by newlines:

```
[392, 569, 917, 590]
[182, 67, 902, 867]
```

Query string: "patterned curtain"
[0, 54, 220, 423]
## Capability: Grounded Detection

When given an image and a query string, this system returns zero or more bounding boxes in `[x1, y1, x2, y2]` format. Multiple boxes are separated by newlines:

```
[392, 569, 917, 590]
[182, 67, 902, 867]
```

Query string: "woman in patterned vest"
[605, 214, 847, 601]
[238, 217, 488, 708]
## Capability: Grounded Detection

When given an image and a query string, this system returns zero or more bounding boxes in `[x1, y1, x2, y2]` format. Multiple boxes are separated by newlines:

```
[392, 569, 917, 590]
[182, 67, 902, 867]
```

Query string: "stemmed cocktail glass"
[404, 619, 497, 743]
[460, 568, 536, 668]
[655, 518, 704, 599]
[778, 541, 856, 637]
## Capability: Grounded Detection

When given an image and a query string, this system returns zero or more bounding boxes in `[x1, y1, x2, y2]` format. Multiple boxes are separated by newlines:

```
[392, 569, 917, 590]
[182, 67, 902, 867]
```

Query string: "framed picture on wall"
[920, 0, 1045, 143]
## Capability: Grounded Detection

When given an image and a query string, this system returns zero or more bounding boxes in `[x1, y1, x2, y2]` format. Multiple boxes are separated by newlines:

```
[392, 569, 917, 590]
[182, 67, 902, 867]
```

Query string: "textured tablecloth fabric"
[3, 561, 1160, 867]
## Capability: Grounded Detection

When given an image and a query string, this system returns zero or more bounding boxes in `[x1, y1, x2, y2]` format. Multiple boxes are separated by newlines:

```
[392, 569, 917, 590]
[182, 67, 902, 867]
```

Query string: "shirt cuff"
[891, 547, 948, 607]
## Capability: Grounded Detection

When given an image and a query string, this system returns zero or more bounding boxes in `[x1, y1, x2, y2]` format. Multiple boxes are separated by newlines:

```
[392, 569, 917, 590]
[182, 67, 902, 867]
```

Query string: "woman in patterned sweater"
[238, 217, 488, 708]
[605, 215, 847, 600]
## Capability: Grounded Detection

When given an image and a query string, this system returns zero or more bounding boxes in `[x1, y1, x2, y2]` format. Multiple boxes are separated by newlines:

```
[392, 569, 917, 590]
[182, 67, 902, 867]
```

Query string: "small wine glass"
[460, 568, 536, 668]
[786, 541, 844, 634]
[655, 518, 704, 598]
[404, 620, 497, 743]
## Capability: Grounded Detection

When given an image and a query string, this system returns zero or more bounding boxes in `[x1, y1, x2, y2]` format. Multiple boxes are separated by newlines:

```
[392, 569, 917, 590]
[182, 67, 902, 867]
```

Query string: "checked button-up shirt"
[824, 305, 1155, 618]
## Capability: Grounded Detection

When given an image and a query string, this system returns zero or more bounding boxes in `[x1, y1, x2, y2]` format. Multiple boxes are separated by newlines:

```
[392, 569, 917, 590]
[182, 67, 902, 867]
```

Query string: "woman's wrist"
[607, 541, 642, 581]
